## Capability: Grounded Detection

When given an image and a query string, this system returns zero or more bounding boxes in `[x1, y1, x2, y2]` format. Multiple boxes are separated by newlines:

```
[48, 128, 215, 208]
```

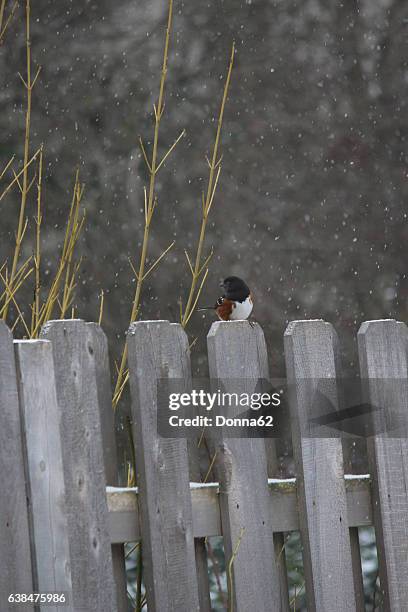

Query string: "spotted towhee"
[198, 276, 253, 321]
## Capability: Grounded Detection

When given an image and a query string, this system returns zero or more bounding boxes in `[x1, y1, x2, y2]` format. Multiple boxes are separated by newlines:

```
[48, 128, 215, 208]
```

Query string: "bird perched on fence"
[198, 276, 253, 321]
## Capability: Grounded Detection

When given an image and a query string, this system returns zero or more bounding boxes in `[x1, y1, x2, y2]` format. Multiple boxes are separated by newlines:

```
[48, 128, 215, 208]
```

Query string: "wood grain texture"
[207, 320, 282, 612]
[358, 319, 408, 611]
[41, 320, 116, 612]
[127, 321, 200, 612]
[0, 322, 34, 612]
[86, 323, 127, 612]
[182, 340, 211, 612]
[107, 476, 372, 543]
[14, 340, 73, 612]
[284, 320, 356, 612]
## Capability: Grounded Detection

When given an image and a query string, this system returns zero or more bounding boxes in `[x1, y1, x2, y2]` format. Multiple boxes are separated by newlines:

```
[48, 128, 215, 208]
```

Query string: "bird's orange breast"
[215, 299, 234, 321]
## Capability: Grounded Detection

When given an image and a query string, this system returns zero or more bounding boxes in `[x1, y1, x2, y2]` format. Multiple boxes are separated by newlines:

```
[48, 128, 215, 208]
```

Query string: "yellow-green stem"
[33, 146, 43, 333]
[4, 0, 33, 320]
[0, 0, 6, 33]
[113, 0, 174, 407]
[181, 42, 235, 327]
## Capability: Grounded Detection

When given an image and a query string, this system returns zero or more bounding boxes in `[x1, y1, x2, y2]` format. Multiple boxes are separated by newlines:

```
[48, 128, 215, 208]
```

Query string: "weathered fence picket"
[1, 316, 407, 611]
[207, 321, 284, 611]
[0, 322, 33, 612]
[14, 340, 73, 612]
[284, 320, 357, 611]
[87, 322, 128, 612]
[127, 321, 200, 612]
[358, 319, 408, 611]
[41, 320, 116, 611]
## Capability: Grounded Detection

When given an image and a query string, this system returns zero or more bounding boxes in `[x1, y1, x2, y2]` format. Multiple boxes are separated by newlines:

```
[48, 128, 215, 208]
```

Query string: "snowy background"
[1, 0, 406, 380]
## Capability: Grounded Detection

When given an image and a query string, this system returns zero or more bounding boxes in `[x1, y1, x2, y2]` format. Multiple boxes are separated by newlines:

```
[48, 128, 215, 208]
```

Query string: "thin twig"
[0, 147, 41, 202]
[0, 0, 18, 43]
[289, 581, 305, 610]
[182, 267, 209, 328]
[156, 129, 186, 172]
[32, 146, 43, 334]
[203, 450, 217, 483]
[141, 240, 174, 281]
[12, 168, 23, 193]
[138, 137, 152, 173]
[30, 172, 85, 336]
[125, 542, 140, 560]
[3, 0, 40, 321]
[184, 250, 194, 276]
[98, 290, 104, 326]
[60, 177, 83, 318]
[0, 0, 6, 34]
[0, 263, 33, 318]
[0, 270, 30, 335]
[0, 155, 15, 181]
[227, 527, 245, 612]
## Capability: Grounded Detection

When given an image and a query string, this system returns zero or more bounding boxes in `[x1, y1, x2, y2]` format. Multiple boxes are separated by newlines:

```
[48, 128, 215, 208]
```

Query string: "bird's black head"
[220, 276, 250, 302]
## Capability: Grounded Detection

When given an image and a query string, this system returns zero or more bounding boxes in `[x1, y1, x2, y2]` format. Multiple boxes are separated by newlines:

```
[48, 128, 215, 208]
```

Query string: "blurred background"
[1, 0, 406, 378]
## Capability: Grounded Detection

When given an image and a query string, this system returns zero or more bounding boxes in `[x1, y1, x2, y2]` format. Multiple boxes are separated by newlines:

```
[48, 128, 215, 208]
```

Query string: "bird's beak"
[219, 280, 224, 288]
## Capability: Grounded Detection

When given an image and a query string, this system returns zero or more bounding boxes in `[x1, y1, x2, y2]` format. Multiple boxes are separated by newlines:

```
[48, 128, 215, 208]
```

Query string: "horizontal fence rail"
[105, 475, 372, 543]
[0, 317, 407, 612]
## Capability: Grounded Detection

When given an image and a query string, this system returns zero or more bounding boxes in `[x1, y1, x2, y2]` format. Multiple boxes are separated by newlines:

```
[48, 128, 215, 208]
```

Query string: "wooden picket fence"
[1, 317, 407, 612]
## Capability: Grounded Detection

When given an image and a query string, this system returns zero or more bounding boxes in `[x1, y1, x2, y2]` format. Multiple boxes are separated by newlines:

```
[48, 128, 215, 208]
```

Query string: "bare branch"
[128, 257, 139, 281]
[31, 64, 41, 89]
[0, 264, 33, 318]
[26, 171, 37, 194]
[139, 137, 152, 173]
[113, 0, 175, 407]
[0, 0, 18, 43]
[0, 270, 30, 336]
[0, 147, 41, 201]
[205, 164, 222, 216]
[0, 155, 15, 181]
[12, 169, 23, 193]
[142, 240, 175, 281]
[181, 42, 235, 328]
[184, 249, 194, 276]
[98, 290, 104, 326]
[215, 154, 223, 169]
[156, 129, 186, 172]
[183, 267, 209, 328]
[17, 72, 28, 89]
[189, 336, 198, 350]
[197, 247, 214, 277]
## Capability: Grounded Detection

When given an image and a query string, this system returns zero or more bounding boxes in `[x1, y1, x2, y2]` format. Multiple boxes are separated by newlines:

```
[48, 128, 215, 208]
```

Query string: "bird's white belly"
[230, 296, 253, 320]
